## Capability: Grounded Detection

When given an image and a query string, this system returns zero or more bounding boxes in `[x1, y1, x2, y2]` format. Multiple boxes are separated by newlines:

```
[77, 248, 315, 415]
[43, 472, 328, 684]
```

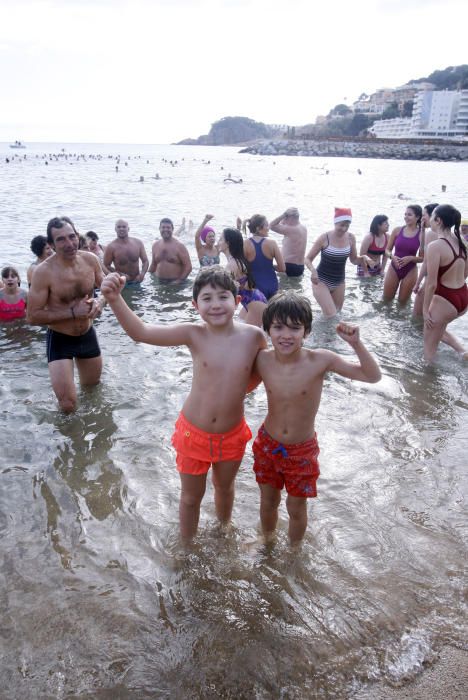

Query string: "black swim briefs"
[46, 326, 101, 363]
[285, 262, 305, 277]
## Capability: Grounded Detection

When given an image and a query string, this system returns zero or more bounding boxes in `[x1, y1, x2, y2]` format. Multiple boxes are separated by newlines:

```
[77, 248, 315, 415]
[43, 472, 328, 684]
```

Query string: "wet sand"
[354, 647, 468, 700]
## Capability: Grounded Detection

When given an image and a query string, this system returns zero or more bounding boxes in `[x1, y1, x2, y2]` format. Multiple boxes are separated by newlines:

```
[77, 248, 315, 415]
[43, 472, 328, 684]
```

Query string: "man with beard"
[149, 218, 192, 282]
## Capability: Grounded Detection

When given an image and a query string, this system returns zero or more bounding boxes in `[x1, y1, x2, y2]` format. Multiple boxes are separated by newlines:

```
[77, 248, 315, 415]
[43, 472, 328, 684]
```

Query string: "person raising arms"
[251, 291, 381, 545]
[269, 207, 307, 278]
[423, 204, 468, 362]
[194, 214, 220, 268]
[101, 267, 267, 540]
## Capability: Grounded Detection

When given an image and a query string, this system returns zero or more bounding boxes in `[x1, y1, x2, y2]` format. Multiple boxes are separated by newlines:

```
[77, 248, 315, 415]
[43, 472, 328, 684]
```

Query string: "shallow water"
[0, 143, 467, 699]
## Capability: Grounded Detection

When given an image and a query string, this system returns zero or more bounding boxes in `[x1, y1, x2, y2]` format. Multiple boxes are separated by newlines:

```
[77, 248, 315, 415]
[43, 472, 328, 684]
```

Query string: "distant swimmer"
[104, 219, 149, 287]
[139, 176, 144, 182]
[441, 184, 447, 192]
[154, 173, 160, 179]
[224, 177, 243, 183]
[357, 169, 362, 175]
[287, 176, 293, 181]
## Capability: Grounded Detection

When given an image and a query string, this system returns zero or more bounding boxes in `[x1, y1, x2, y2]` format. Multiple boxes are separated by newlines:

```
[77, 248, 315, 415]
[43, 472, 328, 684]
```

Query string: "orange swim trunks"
[171, 412, 252, 475]
[252, 424, 320, 497]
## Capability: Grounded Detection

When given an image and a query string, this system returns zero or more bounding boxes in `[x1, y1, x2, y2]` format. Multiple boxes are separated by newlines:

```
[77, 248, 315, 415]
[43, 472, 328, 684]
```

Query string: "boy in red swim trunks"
[252, 291, 381, 545]
[101, 267, 266, 540]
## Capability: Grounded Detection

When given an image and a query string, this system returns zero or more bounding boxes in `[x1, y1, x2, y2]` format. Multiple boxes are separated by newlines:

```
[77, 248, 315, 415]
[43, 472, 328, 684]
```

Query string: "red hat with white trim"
[334, 207, 352, 224]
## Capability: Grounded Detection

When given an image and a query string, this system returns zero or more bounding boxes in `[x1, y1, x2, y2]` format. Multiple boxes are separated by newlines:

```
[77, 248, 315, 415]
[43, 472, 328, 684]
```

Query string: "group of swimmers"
[1, 206, 467, 544]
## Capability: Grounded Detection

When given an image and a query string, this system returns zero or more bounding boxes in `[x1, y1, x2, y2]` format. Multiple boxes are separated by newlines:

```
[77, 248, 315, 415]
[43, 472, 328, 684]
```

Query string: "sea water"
[0, 143, 467, 699]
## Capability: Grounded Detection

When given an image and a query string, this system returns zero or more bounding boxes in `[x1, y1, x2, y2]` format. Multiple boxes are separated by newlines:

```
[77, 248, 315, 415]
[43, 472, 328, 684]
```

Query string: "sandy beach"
[354, 647, 468, 700]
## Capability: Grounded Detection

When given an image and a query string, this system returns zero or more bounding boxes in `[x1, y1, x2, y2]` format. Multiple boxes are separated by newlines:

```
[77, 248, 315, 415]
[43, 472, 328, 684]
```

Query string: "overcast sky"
[1, 0, 467, 144]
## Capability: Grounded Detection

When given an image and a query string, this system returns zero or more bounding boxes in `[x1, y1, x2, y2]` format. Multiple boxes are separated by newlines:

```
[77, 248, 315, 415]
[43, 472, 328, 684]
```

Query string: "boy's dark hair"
[30, 235, 48, 257]
[192, 266, 238, 302]
[86, 230, 99, 241]
[262, 291, 313, 335]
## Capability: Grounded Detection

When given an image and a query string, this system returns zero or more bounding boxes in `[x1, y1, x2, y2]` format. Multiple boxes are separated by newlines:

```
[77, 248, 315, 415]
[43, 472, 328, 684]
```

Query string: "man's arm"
[148, 242, 159, 274]
[325, 324, 381, 383]
[27, 267, 91, 325]
[101, 273, 194, 346]
[103, 244, 115, 272]
[269, 212, 288, 234]
[137, 241, 149, 281]
[176, 243, 193, 281]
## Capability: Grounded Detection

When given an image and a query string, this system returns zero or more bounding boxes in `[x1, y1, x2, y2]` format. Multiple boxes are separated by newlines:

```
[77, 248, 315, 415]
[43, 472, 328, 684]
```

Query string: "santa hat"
[334, 207, 352, 224]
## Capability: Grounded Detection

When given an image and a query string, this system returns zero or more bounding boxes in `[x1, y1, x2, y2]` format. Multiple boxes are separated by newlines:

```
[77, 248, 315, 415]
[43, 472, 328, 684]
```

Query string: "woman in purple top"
[383, 205, 424, 304]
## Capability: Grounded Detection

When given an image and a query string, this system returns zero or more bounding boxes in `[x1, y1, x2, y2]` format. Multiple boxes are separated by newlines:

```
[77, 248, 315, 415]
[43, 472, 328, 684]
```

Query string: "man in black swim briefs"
[27, 217, 107, 413]
[269, 207, 308, 277]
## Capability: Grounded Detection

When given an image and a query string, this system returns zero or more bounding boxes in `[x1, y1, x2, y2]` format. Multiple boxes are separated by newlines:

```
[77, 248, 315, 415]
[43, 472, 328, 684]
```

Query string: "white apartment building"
[369, 90, 468, 140]
[369, 117, 413, 139]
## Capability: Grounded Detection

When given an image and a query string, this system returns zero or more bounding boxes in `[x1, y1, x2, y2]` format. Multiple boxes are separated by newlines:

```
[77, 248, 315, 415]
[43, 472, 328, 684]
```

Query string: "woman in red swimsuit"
[423, 205, 468, 362]
[0, 267, 28, 321]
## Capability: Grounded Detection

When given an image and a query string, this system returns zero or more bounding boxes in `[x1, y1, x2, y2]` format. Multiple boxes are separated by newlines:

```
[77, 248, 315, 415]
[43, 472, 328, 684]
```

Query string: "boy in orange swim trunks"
[101, 267, 266, 540]
[252, 291, 381, 545]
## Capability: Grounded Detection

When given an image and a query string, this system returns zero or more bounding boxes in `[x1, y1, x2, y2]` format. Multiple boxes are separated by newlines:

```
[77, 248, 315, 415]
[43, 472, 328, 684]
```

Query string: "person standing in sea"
[149, 218, 192, 283]
[243, 214, 285, 298]
[27, 217, 107, 413]
[269, 208, 307, 278]
[104, 219, 149, 287]
[27, 235, 54, 287]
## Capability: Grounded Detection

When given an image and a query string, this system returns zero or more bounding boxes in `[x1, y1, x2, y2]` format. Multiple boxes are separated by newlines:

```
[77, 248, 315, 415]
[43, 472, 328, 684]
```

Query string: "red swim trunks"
[171, 412, 252, 475]
[252, 424, 320, 497]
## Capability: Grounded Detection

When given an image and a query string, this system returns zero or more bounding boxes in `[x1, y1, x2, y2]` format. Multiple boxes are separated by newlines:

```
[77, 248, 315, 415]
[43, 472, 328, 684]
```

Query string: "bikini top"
[437, 238, 467, 279]
[199, 253, 220, 267]
[0, 296, 26, 321]
[367, 234, 388, 256]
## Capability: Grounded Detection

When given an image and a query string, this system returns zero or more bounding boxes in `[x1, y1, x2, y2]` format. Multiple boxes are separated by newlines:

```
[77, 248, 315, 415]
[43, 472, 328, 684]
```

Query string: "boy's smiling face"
[193, 283, 239, 326]
[268, 317, 307, 355]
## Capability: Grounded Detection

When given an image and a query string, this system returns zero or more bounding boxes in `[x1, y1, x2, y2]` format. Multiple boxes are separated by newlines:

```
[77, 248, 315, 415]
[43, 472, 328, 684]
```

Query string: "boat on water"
[10, 140, 26, 149]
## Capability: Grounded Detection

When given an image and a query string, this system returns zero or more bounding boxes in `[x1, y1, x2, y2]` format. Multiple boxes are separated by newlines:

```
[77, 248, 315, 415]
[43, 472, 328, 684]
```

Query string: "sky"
[0, 0, 467, 144]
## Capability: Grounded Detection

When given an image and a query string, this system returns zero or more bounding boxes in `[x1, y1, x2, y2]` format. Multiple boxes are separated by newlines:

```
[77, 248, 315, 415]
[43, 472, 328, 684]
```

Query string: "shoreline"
[353, 647, 468, 699]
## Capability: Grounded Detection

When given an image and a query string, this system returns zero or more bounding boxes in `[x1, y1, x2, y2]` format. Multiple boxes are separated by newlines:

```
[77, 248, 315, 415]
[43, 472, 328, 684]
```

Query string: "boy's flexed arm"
[326, 323, 381, 383]
[101, 273, 192, 346]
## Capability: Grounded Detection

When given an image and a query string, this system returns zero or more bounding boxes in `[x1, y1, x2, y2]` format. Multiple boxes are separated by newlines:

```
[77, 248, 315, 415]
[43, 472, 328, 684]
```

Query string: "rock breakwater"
[240, 139, 468, 161]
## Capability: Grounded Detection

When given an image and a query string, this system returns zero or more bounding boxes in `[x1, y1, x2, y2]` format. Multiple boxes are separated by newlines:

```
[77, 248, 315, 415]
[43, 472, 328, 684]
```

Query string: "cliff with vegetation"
[177, 116, 277, 146]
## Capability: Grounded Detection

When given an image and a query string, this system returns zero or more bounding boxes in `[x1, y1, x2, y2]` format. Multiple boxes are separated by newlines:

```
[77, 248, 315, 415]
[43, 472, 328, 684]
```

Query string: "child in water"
[101, 267, 266, 540]
[252, 291, 381, 545]
[0, 267, 28, 321]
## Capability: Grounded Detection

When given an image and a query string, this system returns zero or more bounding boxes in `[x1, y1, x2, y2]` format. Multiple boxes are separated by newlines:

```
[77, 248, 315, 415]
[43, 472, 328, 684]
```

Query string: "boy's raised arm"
[326, 323, 381, 383]
[101, 273, 192, 346]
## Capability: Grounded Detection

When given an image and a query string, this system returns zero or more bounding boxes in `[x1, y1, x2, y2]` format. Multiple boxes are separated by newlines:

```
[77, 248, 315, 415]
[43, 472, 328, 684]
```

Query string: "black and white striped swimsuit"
[316, 234, 351, 289]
